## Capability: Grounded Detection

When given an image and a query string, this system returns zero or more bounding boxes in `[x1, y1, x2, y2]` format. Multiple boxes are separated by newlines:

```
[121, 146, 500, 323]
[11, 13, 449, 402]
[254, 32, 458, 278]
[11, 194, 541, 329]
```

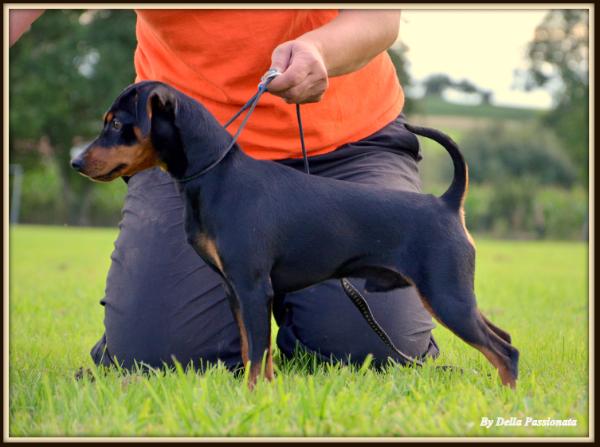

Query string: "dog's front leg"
[228, 277, 274, 389]
[223, 282, 250, 367]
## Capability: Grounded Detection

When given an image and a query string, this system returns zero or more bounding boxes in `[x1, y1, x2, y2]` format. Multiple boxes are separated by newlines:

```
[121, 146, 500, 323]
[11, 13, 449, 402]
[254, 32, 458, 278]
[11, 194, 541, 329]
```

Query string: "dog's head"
[71, 81, 187, 181]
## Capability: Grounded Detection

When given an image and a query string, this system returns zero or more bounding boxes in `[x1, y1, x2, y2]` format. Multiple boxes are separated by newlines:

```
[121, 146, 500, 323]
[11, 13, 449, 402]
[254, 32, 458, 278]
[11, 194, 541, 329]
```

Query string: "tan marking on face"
[196, 234, 224, 272]
[80, 138, 159, 181]
[134, 126, 167, 172]
[104, 111, 114, 124]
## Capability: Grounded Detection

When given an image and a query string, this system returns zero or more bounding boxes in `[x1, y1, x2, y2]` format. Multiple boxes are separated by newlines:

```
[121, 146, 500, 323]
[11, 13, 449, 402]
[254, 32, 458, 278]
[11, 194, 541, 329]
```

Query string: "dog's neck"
[158, 94, 239, 182]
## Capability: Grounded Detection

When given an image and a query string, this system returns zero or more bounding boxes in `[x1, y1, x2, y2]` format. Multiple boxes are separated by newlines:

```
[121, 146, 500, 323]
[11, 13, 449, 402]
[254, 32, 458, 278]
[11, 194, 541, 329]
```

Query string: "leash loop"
[259, 68, 282, 89]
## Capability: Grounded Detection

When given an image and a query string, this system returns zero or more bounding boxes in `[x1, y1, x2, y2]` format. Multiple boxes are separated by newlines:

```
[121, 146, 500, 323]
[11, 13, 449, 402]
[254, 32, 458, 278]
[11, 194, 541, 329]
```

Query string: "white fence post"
[9, 164, 23, 225]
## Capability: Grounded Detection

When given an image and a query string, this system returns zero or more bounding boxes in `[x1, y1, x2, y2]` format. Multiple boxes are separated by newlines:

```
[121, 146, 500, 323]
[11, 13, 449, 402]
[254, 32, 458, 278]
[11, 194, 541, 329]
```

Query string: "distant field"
[404, 96, 547, 192]
[409, 96, 545, 121]
[8, 225, 589, 438]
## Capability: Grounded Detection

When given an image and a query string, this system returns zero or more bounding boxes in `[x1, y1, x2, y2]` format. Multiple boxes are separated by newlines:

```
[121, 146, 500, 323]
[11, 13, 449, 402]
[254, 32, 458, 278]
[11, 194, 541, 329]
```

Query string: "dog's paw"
[74, 367, 95, 382]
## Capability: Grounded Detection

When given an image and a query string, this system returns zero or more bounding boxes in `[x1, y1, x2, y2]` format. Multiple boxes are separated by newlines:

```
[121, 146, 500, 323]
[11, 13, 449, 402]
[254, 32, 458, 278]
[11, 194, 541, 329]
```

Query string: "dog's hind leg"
[479, 311, 512, 344]
[416, 285, 519, 388]
[229, 277, 275, 389]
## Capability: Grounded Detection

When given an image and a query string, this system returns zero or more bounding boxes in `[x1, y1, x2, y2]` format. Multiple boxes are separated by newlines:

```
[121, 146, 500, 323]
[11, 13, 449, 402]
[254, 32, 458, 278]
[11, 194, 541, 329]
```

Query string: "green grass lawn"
[8, 225, 589, 438]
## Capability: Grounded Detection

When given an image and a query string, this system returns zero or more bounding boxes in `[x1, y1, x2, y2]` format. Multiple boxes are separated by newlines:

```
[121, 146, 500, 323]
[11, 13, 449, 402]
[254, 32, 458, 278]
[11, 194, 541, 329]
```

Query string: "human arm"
[268, 10, 401, 104]
[9, 9, 45, 46]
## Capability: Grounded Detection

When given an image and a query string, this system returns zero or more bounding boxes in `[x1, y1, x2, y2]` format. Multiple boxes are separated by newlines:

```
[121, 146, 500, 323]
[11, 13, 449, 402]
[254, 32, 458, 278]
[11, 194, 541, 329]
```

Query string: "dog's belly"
[269, 256, 340, 294]
[269, 244, 404, 295]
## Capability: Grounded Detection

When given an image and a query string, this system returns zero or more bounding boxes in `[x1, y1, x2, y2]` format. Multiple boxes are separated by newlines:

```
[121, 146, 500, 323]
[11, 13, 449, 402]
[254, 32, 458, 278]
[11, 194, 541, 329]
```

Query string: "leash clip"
[258, 68, 281, 90]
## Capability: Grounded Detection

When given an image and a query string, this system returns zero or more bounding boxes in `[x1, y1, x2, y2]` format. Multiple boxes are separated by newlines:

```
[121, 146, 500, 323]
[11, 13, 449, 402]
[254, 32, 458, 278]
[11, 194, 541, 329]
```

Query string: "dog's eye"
[111, 119, 123, 131]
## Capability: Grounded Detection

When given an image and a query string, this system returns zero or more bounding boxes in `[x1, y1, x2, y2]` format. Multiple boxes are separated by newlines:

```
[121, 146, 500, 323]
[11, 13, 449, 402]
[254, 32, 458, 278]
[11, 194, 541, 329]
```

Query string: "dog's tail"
[404, 123, 468, 211]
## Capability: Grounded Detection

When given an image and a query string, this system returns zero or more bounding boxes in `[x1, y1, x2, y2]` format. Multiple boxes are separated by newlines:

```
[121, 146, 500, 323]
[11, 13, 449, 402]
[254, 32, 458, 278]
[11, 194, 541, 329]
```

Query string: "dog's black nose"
[70, 158, 84, 171]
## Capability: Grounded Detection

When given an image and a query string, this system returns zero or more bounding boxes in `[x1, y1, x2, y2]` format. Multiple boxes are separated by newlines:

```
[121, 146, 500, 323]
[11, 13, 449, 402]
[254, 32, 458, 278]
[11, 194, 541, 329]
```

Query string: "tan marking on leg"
[459, 163, 476, 248]
[195, 235, 224, 272]
[232, 307, 249, 365]
[248, 361, 261, 391]
[265, 348, 274, 382]
[265, 301, 274, 381]
[474, 345, 516, 389]
[460, 208, 477, 248]
[418, 292, 515, 388]
[244, 301, 274, 389]
[459, 162, 470, 209]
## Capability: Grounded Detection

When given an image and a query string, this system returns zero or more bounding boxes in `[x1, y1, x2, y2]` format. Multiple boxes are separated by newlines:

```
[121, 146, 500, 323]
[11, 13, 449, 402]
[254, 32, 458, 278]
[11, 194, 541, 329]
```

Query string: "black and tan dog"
[72, 81, 519, 388]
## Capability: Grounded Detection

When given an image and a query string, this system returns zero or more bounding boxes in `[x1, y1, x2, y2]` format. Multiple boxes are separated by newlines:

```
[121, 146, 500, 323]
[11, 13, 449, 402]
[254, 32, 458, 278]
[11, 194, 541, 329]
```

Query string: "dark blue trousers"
[91, 116, 439, 370]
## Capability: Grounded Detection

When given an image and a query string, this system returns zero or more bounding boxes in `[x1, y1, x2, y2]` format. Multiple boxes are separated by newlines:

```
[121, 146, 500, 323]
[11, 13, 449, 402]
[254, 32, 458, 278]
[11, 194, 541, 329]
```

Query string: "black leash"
[295, 103, 310, 175]
[289, 82, 423, 368]
[339, 279, 424, 367]
[178, 70, 281, 184]
[181, 68, 424, 367]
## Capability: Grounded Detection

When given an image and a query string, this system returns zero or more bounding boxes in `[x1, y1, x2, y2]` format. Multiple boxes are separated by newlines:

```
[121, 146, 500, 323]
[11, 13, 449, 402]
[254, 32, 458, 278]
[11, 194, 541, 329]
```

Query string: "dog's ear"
[135, 84, 178, 137]
[137, 84, 187, 177]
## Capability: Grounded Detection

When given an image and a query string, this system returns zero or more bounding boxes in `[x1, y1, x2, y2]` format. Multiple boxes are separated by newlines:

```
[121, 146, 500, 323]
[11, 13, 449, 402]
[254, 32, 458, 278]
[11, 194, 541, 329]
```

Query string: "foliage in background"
[10, 10, 137, 225]
[461, 123, 577, 187]
[421, 73, 452, 97]
[465, 183, 587, 240]
[421, 73, 493, 104]
[412, 116, 586, 240]
[8, 9, 589, 240]
[388, 44, 415, 114]
[517, 9, 589, 183]
[17, 164, 126, 227]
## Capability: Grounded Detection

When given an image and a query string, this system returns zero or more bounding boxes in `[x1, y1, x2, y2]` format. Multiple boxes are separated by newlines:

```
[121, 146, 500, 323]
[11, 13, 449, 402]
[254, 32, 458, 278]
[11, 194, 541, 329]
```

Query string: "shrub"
[461, 122, 579, 187]
[463, 182, 587, 240]
[12, 161, 588, 240]
[13, 164, 126, 226]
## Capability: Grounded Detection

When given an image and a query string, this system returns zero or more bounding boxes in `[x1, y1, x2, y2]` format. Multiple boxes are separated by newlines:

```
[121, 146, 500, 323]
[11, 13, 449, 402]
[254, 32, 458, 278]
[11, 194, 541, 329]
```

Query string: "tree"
[9, 10, 137, 224]
[387, 43, 415, 114]
[519, 9, 589, 183]
[422, 73, 453, 97]
[480, 90, 493, 105]
[454, 79, 478, 94]
[461, 122, 577, 187]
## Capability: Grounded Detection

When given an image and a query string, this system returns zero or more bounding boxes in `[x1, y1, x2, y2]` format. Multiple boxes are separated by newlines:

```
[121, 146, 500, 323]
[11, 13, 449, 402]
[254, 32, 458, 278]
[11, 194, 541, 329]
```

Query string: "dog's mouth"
[92, 163, 127, 182]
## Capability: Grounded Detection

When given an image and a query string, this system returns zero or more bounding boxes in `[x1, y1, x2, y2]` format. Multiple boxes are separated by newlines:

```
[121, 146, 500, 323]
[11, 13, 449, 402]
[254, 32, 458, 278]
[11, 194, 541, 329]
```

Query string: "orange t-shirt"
[134, 10, 404, 160]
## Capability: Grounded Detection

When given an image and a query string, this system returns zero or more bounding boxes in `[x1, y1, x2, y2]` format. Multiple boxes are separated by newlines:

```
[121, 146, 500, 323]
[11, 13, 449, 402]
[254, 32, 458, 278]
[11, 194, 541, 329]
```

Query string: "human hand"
[267, 39, 329, 104]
